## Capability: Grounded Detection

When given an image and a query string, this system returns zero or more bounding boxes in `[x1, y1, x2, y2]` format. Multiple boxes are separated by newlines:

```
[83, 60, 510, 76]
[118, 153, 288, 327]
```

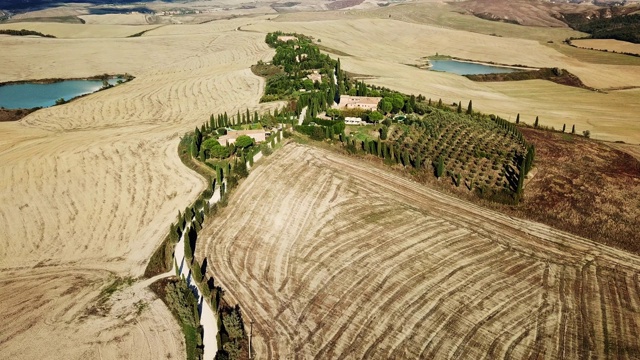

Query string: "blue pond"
[430, 60, 521, 75]
[0, 78, 120, 109]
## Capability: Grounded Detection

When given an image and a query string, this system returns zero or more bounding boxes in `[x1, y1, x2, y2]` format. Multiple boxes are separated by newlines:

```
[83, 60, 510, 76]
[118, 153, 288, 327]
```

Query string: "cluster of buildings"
[334, 95, 381, 112]
[218, 129, 266, 146]
[307, 70, 322, 83]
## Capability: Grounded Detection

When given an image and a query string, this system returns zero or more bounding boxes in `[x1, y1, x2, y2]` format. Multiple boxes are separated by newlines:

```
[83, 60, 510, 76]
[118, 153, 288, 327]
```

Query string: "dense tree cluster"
[0, 29, 56, 38]
[261, 32, 343, 106]
[565, 13, 640, 44]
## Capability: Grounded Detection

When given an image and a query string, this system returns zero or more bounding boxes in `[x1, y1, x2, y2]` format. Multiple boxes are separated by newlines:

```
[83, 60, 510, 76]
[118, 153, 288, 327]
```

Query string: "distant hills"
[0, 0, 161, 13]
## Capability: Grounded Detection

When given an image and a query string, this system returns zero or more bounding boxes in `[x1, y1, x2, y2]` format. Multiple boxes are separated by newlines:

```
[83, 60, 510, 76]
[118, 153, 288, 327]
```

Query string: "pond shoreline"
[0, 74, 134, 120]
[0, 73, 134, 88]
[444, 58, 538, 71]
[417, 55, 538, 72]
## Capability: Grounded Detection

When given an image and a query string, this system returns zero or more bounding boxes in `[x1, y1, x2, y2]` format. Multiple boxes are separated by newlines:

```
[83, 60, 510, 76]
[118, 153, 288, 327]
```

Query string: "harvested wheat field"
[198, 143, 640, 359]
[0, 19, 281, 360]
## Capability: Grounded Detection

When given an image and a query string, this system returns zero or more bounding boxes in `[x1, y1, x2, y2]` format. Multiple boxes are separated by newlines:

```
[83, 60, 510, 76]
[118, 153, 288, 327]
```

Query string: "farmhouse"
[307, 70, 322, 83]
[277, 35, 298, 42]
[336, 95, 382, 111]
[218, 129, 266, 146]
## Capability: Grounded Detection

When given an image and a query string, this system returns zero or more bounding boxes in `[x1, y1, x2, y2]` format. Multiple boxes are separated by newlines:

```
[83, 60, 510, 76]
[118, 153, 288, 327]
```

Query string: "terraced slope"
[198, 143, 640, 359]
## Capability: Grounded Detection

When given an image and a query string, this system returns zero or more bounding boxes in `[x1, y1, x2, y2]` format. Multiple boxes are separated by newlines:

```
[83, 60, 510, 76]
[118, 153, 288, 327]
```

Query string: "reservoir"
[430, 60, 521, 75]
[0, 78, 121, 109]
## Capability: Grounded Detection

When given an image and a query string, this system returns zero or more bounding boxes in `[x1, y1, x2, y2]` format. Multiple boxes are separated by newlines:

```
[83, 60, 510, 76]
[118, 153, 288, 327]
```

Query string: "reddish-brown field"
[197, 142, 640, 359]
[516, 128, 640, 255]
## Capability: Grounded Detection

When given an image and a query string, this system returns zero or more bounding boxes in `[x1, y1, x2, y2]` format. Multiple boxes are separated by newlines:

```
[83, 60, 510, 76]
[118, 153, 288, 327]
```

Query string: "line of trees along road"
[147, 107, 285, 359]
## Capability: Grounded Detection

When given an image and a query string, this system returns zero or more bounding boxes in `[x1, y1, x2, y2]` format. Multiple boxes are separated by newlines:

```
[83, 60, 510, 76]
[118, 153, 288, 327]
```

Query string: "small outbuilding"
[335, 95, 382, 112]
[218, 129, 266, 146]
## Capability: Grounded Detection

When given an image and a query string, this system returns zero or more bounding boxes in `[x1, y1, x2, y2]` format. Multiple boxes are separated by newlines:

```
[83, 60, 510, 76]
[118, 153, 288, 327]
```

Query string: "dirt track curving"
[198, 143, 640, 359]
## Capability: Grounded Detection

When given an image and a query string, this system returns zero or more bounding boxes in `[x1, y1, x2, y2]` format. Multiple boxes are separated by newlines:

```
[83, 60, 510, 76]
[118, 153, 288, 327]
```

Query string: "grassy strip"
[150, 277, 202, 360]
[144, 233, 175, 278]
[85, 276, 134, 316]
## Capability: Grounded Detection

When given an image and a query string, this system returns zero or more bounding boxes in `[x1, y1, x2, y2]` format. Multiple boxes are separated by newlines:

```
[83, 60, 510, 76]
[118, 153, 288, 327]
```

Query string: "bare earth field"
[572, 39, 640, 56]
[198, 143, 640, 359]
[516, 128, 640, 254]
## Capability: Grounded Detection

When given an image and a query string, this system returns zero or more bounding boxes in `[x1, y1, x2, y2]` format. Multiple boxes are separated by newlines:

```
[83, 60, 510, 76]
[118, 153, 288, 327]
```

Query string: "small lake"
[430, 60, 521, 75]
[0, 78, 121, 109]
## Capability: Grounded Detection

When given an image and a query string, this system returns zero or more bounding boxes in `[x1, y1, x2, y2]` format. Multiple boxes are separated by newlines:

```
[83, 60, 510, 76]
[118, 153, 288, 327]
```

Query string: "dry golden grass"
[0, 22, 158, 38]
[79, 14, 152, 25]
[572, 38, 640, 56]
[0, 19, 281, 360]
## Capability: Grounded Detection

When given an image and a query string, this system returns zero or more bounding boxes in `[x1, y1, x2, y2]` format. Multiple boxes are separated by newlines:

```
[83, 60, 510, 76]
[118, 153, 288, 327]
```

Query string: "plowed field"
[198, 143, 640, 359]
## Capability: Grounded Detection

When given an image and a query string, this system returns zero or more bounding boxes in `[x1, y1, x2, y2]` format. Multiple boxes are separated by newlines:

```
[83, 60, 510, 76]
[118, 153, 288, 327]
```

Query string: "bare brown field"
[572, 39, 640, 56]
[516, 128, 640, 254]
[452, 0, 577, 27]
[198, 143, 640, 359]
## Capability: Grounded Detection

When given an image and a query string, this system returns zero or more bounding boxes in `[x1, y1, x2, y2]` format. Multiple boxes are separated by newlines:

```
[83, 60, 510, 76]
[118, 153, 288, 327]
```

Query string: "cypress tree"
[516, 113, 520, 124]
[192, 260, 203, 282]
[415, 153, 423, 169]
[516, 156, 525, 196]
[457, 102, 462, 114]
[438, 98, 442, 108]
[190, 140, 198, 158]
[467, 100, 473, 115]
[436, 156, 445, 178]
[524, 144, 535, 175]
[562, 124, 566, 133]
[534, 116, 539, 128]
[402, 151, 410, 167]
[572, 124, 575, 134]
[185, 229, 194, 260]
